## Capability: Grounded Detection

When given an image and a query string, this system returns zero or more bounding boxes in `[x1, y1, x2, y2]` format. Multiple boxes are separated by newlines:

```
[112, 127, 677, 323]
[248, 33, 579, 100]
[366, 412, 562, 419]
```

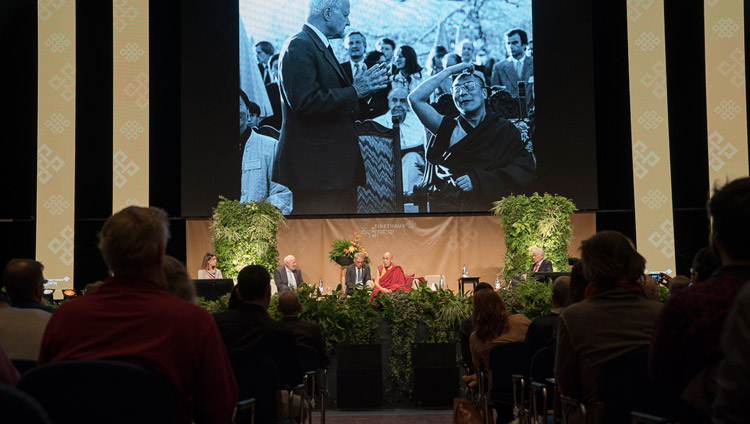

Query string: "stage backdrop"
[186, 213, 596, 292]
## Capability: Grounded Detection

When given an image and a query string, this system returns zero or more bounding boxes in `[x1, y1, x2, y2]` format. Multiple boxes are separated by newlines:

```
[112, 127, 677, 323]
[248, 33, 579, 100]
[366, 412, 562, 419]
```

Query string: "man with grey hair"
[273, 0, 390, 214]
[274, 254, 303, 293]
[409, 62, 535, 212]
[38, 206, 238, 424]
[344, 252, 372, 296]
[523, 248, 553, 279]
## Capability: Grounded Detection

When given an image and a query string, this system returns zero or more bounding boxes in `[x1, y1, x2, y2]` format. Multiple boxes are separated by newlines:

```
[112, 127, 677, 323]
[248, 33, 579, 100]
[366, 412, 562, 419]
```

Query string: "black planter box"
[336, 343, 382, 408]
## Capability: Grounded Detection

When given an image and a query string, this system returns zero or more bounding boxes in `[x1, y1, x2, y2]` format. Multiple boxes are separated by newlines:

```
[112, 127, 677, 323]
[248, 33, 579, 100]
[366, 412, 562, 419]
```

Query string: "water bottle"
[462, 264, 468, 277]
[495, 274, 501, 290]
[439, 275, 444, 290]
[318, 278, 323, 292]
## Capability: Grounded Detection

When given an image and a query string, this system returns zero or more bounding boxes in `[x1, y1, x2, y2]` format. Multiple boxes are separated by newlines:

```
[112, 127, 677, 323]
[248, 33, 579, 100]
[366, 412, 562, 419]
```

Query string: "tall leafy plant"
[491, 193, 576, 281]
[210, 197, 285, 279]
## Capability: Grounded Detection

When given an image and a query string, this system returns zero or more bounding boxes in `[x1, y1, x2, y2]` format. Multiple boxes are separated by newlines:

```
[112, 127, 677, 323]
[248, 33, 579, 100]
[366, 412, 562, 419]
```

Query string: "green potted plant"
[328, 232, 370, 268]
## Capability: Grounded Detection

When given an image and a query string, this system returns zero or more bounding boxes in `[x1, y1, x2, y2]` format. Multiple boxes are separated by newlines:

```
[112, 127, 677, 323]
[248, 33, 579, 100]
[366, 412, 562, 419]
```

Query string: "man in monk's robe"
[372, 252, 408, 295]
[408, 62, 535, 212]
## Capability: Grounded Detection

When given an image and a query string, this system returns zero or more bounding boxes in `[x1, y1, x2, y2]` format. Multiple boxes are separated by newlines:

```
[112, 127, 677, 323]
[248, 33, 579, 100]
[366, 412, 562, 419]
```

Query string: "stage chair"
[488, 342, 530, 424]
[355, 119, 404, 214]
[17, 359, 177, 424]
[424, 274, 442, 290]
[0, 383, 51, 424]
[270, 278, 278, 296]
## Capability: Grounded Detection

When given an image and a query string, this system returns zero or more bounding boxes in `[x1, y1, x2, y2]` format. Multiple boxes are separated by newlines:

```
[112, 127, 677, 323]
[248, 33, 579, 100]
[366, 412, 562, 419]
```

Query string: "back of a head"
[236, 265, 270, 301]
[668, 275, 690, 294]
[3, 259, 44, 301]
[99, 206, 169, 276]
[691, 246, 721, 283]
[552, 276, 571, 308]
[709, 177, 750, 262]
[472, 289, 509, 341]
[474, 282, 494, 294]
[161, 256, 196, 302]
[580, 231, 645, 289]
[277, 291, 302, 316]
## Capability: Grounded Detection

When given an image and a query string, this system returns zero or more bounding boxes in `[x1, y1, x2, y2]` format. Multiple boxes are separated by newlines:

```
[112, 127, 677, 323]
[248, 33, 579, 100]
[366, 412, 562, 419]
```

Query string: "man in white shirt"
[274, 255, 303, 293]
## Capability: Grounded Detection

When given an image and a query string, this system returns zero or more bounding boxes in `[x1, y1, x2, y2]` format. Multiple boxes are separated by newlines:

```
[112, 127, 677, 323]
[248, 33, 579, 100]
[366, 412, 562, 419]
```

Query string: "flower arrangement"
[328, 232, 370, 267]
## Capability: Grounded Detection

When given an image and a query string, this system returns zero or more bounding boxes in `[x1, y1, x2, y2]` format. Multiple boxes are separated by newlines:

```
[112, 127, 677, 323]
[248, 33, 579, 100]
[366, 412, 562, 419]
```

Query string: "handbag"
[453, 397, 485, 424]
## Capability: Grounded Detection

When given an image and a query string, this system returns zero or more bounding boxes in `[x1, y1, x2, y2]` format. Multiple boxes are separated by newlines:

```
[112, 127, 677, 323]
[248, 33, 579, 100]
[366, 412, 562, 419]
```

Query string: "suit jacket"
[343, 263, 372, 295]
[257, 63, 271, 85]
[528, 259, 554, 275]
[274, 266, 303, 293]
[491, 56, 534, 98]
[274, 25, 365, 193]
[281, 316, 330, 368]
[341, 61, 389, 121]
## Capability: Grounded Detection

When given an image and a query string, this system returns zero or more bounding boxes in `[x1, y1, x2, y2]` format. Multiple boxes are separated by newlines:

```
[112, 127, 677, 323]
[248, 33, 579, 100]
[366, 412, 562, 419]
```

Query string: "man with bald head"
[525, 275, 570, 357]
[277, 291, 329, 367]
[274, 255, 302, 293]
[372, 252, 408, 295]
[273, 0, 390, 214]
[409, 62, 535, 212]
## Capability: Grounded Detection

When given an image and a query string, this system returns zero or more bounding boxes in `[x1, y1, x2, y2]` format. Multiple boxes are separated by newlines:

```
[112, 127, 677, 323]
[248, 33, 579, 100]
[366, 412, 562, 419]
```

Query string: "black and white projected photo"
[238, 0, 536, 215]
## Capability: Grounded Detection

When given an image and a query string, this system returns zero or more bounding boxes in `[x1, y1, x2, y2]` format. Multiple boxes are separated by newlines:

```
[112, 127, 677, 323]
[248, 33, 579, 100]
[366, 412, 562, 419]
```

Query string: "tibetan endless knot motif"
[38, 144, 65, 184]
[648, 219, 675, 259]
[639, 61, 667, 99]
[708, 131, 738, 172]
[113, 0, 140, 33]
[43, 195, 70, 215]
[632, 140, 661, 180]
[113, 150, 140, 188]
[49, 63, 76, 102]
[124, 72, 150, 109]
[635, 32, 661, 51]
[45, 33, 71, 53]
[712, 17, 740, 39]
[642, 190, 667, 210]
[48, 225, 74, 266]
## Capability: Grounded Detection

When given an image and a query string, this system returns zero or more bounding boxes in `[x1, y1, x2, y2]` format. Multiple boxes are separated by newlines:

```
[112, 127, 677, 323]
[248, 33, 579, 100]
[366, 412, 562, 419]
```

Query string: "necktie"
[357, 267, 361, 283]
[288, 270, 296, 288]
[533, 263, 540, 273]
[515, 60, 523, 78]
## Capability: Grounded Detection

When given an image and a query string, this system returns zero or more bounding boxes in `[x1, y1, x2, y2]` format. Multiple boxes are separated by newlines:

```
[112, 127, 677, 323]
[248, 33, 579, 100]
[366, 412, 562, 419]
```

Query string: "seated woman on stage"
[372, 252, 408, 295]
[197, 252, 223, 280]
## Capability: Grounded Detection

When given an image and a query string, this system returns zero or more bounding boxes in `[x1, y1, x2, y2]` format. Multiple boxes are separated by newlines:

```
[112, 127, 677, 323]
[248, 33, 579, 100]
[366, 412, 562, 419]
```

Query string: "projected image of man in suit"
[273, 0, 390, 215]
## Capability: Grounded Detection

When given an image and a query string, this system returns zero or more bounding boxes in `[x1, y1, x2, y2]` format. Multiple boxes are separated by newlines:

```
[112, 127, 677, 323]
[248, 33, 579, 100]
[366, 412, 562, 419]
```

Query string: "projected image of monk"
[409, 63, 535, 212]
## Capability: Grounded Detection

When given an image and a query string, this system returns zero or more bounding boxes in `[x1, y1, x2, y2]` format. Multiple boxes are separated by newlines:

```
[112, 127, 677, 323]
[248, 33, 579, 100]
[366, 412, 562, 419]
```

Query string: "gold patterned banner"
[626, 0, 676, 274]
[704, 0, 748, 189]
[37, 0, 76, 298]
[112, 0, 149, 212]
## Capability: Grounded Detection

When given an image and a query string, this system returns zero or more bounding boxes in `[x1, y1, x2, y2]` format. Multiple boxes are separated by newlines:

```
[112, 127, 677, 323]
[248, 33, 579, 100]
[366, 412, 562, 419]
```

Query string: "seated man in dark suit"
[274, 255, 302, 293]
[277, 291, 329, 368]
[524, 275, 570, 357]
[522, 248, 553, 279]
[343, 252, 372, 296]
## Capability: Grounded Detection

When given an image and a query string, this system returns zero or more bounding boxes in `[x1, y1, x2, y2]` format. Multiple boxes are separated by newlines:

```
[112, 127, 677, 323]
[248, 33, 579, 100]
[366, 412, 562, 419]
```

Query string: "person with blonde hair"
[198, 252, 223, 280]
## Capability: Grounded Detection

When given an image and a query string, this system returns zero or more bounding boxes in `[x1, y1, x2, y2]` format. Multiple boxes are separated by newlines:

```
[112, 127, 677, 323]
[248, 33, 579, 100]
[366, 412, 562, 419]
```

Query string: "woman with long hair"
[391, 45, 423, 93]
[197, 252, 223, 280]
